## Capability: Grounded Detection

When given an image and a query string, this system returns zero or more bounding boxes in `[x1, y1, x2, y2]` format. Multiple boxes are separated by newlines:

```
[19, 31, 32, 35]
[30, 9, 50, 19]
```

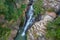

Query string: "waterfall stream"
[14, 0, 34, 40]
[21, 5, 34, 36]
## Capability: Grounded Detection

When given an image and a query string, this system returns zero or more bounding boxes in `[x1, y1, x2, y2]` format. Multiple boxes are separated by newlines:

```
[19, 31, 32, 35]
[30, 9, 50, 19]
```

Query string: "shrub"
[33, 0, 44, 17]
[46, 16, 60, 40]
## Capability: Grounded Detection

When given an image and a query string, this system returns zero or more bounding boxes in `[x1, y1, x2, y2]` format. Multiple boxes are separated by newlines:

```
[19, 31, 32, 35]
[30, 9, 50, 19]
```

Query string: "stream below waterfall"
[14, 0, 35, 40]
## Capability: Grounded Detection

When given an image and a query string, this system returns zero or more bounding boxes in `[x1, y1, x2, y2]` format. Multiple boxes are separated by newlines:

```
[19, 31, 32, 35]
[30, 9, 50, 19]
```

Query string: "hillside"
[0, 0, 60, 40]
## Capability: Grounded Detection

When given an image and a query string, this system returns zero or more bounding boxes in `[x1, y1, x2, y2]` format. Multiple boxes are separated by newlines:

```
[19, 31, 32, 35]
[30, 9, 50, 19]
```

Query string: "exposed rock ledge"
[27, 11, 57, 40]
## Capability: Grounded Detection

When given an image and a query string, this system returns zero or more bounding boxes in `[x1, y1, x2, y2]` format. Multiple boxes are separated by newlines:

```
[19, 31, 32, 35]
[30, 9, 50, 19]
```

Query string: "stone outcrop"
[27, 11, 57, 40]
[43, 0, 60, 12]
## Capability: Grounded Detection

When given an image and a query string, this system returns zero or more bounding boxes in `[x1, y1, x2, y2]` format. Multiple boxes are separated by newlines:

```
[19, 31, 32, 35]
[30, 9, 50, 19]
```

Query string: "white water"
[21, 5, 34, 36]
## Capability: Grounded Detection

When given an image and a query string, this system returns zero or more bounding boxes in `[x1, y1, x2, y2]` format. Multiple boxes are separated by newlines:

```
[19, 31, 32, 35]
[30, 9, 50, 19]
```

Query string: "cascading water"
[14, 0, 35, 40]
[21, 5, 34, 36]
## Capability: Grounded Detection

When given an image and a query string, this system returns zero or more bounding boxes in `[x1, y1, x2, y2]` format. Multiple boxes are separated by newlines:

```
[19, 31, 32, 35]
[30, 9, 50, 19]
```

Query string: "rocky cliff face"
[27, 0, 60, 40]
[27, 11, 56, 40]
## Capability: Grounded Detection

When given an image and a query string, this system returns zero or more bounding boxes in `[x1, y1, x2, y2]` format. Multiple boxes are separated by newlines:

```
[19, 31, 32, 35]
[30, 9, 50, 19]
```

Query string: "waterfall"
[21, 5, 34, 36]
[14, 0, 34, 40]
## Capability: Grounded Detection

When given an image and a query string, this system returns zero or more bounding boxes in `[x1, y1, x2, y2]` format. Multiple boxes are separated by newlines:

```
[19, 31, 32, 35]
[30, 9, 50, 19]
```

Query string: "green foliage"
[46, 16, 60, 40]
[18, 4, 27, 16]
[0, 25, 11, 40]
[33, 0, 44, 17]
[0, 0, 27, 40]
[0, 0, 27, 21]
[0, 0, 8, 13]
